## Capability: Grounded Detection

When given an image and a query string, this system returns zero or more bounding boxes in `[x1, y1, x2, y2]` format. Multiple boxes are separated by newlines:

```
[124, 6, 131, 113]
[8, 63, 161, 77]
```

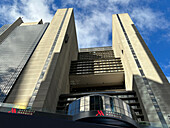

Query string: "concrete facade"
[20, 19, 43, 26]
[5, 8, 78, 113]
[0, 8, 169, 128]
[0, 17, 23, 43]
[1, 22, 48, 104]
[32, 8, 78, 112]
[113, 13, 170, 127]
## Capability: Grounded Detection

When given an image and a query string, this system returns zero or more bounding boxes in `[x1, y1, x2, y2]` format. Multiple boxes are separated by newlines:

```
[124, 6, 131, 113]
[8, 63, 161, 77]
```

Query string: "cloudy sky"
[0, 0, 170, 82]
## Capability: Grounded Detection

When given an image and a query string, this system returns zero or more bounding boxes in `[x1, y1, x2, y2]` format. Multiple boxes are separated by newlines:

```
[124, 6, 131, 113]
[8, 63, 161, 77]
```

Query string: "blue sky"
[0, 0, 170, 82]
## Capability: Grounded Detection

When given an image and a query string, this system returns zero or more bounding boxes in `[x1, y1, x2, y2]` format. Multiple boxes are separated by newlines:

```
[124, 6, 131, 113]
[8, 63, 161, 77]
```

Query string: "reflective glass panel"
[0, 24, 49, 102]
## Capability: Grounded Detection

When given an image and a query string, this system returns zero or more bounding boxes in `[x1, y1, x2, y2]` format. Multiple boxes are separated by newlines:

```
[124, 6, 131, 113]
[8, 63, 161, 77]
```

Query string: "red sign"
[8, 108, 16, 113]
[7, 108, 34, 115]
[96, 110, 104, 116]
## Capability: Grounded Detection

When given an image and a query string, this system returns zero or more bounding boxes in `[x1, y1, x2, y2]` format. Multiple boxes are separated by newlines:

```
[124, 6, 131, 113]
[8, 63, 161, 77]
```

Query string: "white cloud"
[164, 62, 170, 69]
[61, 0, 169, 48]
[0, 0, 169, 48]
[62, 0, 129, 48]
[75, 9, 113, 48]
[0, 0, 54, 24]
[130, 8, 170, 31]
[62, 0, 99, 8]
[163, 33, 170, 41]
[108, 0, 131, 5]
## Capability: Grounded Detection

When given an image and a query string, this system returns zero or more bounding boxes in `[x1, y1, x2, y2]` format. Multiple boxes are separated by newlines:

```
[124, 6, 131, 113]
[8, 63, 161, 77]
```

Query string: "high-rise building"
[0, 8, 169, 128]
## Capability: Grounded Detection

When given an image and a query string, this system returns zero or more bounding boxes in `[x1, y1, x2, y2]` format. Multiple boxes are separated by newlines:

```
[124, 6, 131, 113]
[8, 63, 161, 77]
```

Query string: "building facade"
[0, 8, 170, 128]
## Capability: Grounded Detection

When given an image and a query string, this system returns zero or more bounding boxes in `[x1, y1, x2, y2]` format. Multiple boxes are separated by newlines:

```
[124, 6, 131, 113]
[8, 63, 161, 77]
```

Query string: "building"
[0, 8, 170, 128]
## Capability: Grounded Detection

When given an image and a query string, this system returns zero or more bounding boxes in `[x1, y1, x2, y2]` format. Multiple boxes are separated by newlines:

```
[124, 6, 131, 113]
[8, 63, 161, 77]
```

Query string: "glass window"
[101, 96, 105, 110]
[80, 106, 84, 112]
[129, 113, 132, 118]
[0, 24, 49, 102]
[120, 108, 125, 115]
[110, 97, 114, 112]
[75, 107, 80, 115]
[76, 99, 80, 109]
[85, 105, 89, 111]
[95, 96, 100, 104]
[114, 98, 119, 107]
[95, 96, 100, 110]
[90, 96, 95, 110]
[106, 104, 111, 111]
[80, 97, 84, 106]
[105, 96, 110, 104]
[70, 110, 74, 115]
[119, 100, 124, 109]
[127, 104, 131, 113]
[99, 96, 103, 110]
[125, 110, 129, 117]
[68, 95, 133, 119]
[123, 102, 127, 111]
[84, 96, 89, 105]
[116, 107, 120, 113]
[68, 103, 72, 115]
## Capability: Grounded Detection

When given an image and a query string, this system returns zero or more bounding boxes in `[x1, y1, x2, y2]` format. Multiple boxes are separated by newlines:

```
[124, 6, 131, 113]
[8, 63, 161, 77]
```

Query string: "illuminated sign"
[8, 108, 34, 115]
[95, 110, 122, 118]
[8, 108, 16, 113]
[96, 110, 104, 116]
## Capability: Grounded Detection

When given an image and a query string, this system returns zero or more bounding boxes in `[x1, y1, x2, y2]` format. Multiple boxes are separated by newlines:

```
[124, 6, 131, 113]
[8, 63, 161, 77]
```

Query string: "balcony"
[70, 58, 124, 92]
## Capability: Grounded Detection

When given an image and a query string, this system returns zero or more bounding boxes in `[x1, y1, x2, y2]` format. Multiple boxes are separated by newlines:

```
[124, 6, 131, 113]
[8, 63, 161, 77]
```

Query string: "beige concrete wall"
[112, 13, 159, 122]
[112, 13, 170, 125]
[5, 8, 78, 111]
[32, 8, 78, 112]
[20, 19, 43, 26]
[119, 14, 170, 125]
[113, 13, 169, 88]
[119, 14, 168, 85]
[0, 17, 23, 43]
[112, 14, 140, 91]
